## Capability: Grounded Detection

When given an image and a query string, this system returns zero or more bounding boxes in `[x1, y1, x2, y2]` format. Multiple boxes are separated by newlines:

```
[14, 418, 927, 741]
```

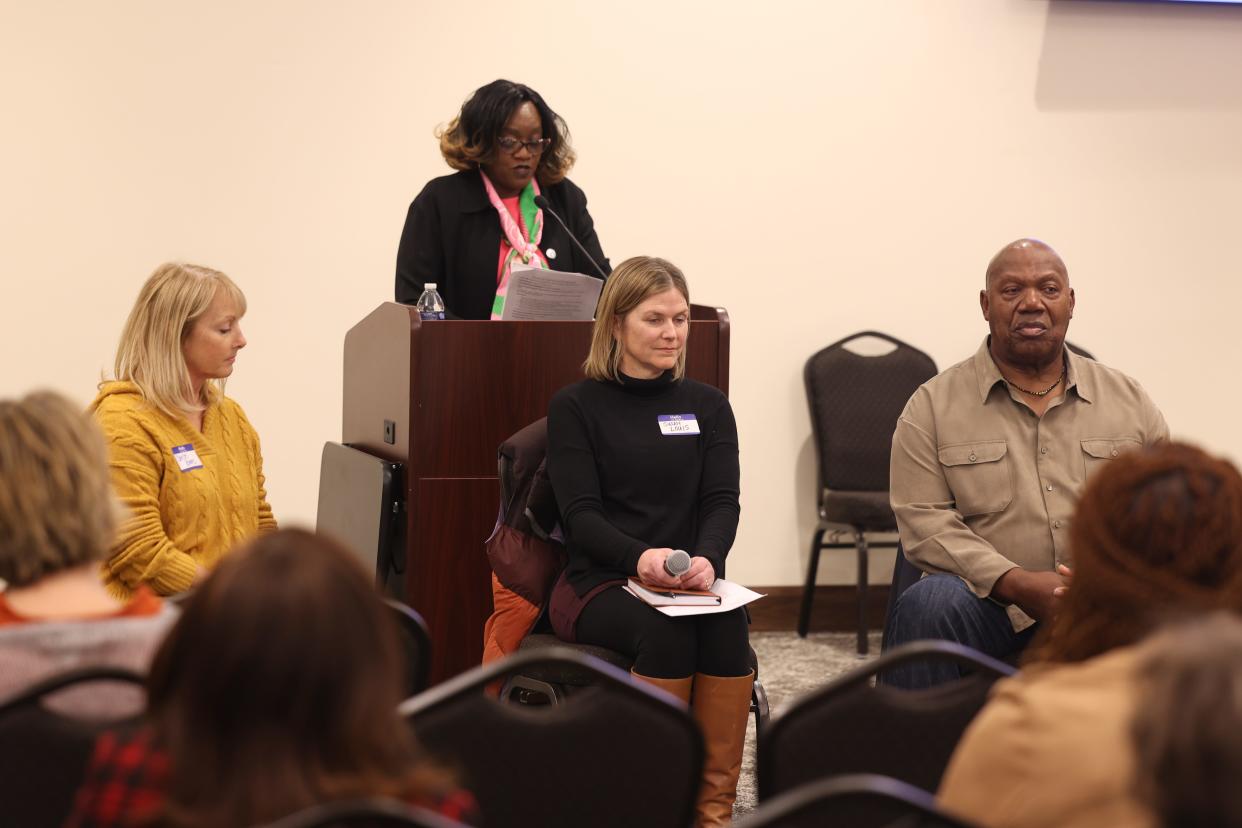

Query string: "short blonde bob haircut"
[584, 256, 690, 383]
[0, 391, 120, 587]
[112, 262, 246, 416]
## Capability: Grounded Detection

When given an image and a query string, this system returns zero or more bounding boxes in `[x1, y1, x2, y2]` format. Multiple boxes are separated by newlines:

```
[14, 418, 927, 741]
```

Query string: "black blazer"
[395, 170, 611, 318]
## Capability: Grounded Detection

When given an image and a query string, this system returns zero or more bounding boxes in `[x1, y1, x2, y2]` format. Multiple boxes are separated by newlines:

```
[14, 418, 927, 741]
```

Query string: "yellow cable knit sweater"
[90, 381, 277, 599]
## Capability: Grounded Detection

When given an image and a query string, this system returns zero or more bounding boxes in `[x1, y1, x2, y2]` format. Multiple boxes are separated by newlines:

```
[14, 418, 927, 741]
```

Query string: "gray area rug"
[734, 631, 883, 818]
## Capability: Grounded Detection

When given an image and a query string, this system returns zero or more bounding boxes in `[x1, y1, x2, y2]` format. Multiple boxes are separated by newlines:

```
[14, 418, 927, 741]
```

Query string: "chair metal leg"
[751, 678, 770, 743]
[798, 528, 827, 637]
[855, 530, 870, 655]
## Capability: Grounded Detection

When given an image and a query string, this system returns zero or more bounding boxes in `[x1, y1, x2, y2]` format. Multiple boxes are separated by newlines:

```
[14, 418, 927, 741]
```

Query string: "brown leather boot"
[631, 670, 694, 705]
[691, 671, 754, 827]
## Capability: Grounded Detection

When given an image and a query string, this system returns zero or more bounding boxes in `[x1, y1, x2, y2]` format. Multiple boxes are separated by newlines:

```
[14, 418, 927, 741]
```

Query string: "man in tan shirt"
[883, 239, 1167, 688]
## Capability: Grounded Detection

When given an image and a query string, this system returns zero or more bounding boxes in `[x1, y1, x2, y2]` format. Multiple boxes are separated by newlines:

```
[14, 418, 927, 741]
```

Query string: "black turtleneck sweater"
[547, 371, 741, 595]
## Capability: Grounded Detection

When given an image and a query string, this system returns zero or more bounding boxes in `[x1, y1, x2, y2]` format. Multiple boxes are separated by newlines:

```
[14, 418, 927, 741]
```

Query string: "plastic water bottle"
[416, 283, 445, 321]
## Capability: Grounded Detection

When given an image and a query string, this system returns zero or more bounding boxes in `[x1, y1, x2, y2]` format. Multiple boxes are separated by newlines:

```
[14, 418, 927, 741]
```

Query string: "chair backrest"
[386, 600, 432, 697]
[738, 773, 980, 828]
[883, 543, 925, 639]
[316, 442, 405, 591]
[496, 417, 560, 540]
[402, 647, 703, 828]
[804, 332, 937, 493]
[483, 419, 567, 664]
[759, 641, 1014, 800]
[0, 666, 145, 828]
[258, 797, 469, 828]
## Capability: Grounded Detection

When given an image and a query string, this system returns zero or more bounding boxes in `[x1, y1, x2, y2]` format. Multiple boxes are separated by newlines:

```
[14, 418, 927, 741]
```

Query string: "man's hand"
[1054, 563, 1072, 596]
[992, 566, 1071, 622]
[636, 548, 684, 588]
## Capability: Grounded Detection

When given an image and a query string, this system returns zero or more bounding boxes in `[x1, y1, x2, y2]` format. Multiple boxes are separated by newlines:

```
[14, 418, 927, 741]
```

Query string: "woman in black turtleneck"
[546, 256, 750, 827]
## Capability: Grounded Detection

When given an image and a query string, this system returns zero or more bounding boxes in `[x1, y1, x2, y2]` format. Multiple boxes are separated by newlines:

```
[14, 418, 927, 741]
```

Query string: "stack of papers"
[623, 578, 765, 617]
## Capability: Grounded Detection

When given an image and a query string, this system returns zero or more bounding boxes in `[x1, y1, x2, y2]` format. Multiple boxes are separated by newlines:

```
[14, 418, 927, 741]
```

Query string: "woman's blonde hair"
[584, 256, 690, 383]
[112, 262, 246, 416]
[0, 391, 120, 587]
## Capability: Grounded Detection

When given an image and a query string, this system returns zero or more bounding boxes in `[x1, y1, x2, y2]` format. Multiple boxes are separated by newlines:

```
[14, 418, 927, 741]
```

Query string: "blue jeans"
[879, 574, 1037, 689]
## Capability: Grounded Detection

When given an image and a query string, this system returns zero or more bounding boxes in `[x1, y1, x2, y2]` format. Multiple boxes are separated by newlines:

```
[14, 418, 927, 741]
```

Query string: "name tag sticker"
[172, 443, 204, 472]
[658, 414, 701, 436]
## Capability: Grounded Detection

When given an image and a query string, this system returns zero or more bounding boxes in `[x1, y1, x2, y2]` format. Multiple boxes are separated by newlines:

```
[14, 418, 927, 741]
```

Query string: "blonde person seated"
[546, 257, 750, 827]
[0, 391, 176, 714]
[91, 263, 276, 598]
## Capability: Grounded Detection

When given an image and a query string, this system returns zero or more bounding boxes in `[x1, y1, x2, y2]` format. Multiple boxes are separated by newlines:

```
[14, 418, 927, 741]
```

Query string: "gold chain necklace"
[1005, 368, 1066, 397]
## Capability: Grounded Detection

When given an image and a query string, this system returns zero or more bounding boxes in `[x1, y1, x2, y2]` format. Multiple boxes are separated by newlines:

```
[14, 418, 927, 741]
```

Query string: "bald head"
[985, 239, 1068, 288]
[980, 237, 1076, 373]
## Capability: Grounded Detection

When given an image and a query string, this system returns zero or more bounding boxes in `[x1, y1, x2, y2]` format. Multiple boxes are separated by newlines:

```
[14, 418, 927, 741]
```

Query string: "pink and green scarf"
[482, 170, 548, 319]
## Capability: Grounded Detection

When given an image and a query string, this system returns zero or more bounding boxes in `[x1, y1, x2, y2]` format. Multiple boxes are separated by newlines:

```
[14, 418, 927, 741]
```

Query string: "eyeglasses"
[497, 136, 551, 155]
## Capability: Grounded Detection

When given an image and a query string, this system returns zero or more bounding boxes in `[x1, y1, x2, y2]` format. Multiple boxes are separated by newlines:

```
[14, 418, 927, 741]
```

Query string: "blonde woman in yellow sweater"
[91, 263, 276, 598]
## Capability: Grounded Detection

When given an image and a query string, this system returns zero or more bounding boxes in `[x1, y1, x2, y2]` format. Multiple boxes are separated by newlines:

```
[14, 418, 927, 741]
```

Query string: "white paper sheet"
[623, 578, 765, 617]
[499, 264, 603, 321]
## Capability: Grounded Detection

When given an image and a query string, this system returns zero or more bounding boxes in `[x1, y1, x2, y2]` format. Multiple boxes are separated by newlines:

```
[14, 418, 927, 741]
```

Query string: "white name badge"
[172, 443, 204, 472]
[658, 414, 701, 436]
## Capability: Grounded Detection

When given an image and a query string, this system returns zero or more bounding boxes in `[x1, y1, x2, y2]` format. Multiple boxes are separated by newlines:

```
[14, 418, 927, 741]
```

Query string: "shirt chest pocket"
[938, 440, 1013, 517]
[1081, 437, 1142, 481]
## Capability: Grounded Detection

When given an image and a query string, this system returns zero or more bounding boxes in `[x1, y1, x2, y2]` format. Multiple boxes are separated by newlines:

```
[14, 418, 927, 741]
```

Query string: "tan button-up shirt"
[890, 338, 1168, 630]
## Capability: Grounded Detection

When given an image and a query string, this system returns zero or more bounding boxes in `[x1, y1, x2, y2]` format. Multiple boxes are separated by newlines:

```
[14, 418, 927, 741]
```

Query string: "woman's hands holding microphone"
[637, 548, 716, 591]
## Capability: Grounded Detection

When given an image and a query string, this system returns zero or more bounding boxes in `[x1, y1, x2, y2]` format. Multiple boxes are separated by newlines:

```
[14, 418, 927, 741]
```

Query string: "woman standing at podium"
[395, 79, 610, 319]
[546, 256, 751, 827]
[91, 263, 276, 598]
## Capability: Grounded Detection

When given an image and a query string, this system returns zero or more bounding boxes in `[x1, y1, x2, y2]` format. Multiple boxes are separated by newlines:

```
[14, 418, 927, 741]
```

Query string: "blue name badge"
[171, 443, 204, 472]
[658, 414, 701, 436]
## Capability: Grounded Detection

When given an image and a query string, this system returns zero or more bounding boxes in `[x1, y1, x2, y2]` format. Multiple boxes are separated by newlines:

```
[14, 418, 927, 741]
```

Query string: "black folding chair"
[402, 646, 703, 828]
[758, 641, 1014, 802]
[0, 666, 146, 828]
[386, 599, 432, 697]
[503, 631, 771, 742]
[738, 773, 981, 828]
[801, 332, 937, 653]
[259, 797, 469, 828]
[881, 542, 925, 650]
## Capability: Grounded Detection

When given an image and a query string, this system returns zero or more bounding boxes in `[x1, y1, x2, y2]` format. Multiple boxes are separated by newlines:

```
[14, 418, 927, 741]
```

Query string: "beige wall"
[2, 1, 1239, 587]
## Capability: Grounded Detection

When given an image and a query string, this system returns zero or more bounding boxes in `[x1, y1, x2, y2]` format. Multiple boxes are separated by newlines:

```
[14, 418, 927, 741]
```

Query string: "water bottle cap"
[424, 283, 437, 290]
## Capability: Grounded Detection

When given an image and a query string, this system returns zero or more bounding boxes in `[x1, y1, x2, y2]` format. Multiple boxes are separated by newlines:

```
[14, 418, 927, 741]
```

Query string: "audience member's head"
[1028, 441, 1242, 665]
[1132, 612, 1242, 828]
[112, 261, 247, 416]
[0, 390, 118, 587]
[585, 255, 691, 382]
[144, 528, 448, 828]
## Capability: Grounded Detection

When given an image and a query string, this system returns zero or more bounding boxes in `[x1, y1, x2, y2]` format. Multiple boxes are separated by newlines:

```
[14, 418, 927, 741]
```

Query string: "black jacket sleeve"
[395, 186, 443, 306]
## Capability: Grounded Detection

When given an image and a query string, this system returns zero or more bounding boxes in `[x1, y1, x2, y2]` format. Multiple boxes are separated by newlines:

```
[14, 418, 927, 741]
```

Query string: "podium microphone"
[664, 549, 692, 578]
[533, 194, 609, 281]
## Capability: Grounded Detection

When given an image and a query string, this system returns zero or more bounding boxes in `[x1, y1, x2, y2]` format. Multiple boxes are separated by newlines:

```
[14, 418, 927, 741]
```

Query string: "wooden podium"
[342, 303, 730, 683]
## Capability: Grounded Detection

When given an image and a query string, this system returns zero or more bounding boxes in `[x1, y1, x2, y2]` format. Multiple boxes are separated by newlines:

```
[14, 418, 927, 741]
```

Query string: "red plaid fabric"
[420, 788, 478, 824]
[63, 727, 168, 828]
[64, 727, 478, 826]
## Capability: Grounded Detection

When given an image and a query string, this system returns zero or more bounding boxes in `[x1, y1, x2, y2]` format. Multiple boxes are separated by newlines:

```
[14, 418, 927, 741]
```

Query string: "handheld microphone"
[663, 549, 692, 578]
[533, 194, 609, 281]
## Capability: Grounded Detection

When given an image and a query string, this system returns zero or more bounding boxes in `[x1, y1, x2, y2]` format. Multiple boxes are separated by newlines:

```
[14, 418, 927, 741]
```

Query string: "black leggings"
[575, 585, 751, 679]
